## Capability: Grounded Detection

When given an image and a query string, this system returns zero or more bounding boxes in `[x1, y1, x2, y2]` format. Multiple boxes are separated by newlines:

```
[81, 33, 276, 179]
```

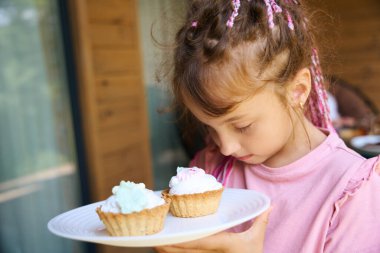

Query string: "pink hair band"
[226, 0, 241, 28]
[286, 10, 294, 30]
[264, 0, 282, 29]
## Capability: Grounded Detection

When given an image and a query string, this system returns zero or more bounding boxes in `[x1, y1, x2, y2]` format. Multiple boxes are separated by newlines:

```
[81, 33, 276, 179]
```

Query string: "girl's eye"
[236, 123, 252, 133]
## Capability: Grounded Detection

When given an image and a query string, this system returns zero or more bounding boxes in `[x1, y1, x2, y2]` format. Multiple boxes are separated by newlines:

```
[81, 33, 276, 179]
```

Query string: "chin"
[242, 156, 267, 165]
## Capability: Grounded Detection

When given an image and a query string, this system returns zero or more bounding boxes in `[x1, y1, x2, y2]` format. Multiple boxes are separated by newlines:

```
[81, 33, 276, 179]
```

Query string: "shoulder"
[325, 155, 380, 252]
[325, 144, 379, 196]
[315, 131, 365, 170]
[320, 132, 369, 177]
[340, 155, 380, 195]
[314, 140, 366, 185]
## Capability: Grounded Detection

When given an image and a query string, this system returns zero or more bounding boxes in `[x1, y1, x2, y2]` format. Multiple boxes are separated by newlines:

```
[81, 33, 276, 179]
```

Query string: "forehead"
[184, 87, 279, 124]
[178, 42, 290, 118]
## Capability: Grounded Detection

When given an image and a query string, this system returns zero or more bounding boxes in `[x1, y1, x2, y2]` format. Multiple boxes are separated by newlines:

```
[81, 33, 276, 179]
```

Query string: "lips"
[235, 154, 253, 161]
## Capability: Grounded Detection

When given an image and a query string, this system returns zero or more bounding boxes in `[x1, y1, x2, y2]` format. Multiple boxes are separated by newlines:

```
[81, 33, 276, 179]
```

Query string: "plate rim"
[47, 188, 270, 247]
[350, 135, 380, 157]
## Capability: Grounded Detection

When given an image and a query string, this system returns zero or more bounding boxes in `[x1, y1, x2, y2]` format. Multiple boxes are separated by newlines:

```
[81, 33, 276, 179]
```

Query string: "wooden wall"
[68, 0, 153, 252]
[312, 0, 380, 110]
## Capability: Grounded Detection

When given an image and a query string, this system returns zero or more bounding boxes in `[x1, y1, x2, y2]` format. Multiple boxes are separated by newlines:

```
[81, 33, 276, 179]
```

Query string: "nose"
[217, 133, 240, 157]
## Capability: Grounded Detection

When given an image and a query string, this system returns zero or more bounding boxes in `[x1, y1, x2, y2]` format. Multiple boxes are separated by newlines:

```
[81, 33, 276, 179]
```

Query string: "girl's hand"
[155, 207, 272, 253]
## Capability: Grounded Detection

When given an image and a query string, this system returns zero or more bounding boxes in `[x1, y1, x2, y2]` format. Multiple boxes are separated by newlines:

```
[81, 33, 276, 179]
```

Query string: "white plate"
[350, 135, 380, 156]
[48, 188, 270, 247]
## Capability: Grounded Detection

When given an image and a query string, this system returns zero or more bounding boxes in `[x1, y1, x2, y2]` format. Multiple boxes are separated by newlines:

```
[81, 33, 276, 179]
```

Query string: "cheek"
[242, 113, 293, 153]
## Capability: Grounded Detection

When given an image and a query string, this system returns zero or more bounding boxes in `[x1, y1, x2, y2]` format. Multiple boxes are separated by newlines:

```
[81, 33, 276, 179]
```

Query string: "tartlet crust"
[96, 199, 170, 236]
[162, 188, 223, 218]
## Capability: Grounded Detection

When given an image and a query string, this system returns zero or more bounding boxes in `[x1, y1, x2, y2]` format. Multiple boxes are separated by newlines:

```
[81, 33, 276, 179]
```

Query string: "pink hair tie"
[191, 21, 198, 27]
[264, 0, 275, 29]
[264, 0, 282, 29]
[286, 10, 294, 30]
[226, 0, 241, 28]
[270, 0, 282, 13]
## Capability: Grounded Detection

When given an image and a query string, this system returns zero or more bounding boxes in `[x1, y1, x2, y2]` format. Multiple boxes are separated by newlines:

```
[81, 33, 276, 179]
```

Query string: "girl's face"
[186, 87, 299, 167]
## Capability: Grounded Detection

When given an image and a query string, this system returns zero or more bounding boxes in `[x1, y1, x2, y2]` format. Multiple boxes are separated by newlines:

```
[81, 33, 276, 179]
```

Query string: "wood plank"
[320, 0, 380, 111]
[337, 46, 380, 56]
[101, 144, 153, 194]
[334, 51, 380, 63]
[98, 125, 145, 154]
[98, 100, 143, 130]
[329, 70, 377, 83]
[90, 23, 137, 48]
[87, 0, 137, 24]
[335, 33, 380, 47]
[93, 49, 142, 76]
[95, 76, 142, 102]
[340, 20, 380, 34]
[333, 32, 380, 52]
[323, 2, 380, 17]
[332, 60, 380, 69]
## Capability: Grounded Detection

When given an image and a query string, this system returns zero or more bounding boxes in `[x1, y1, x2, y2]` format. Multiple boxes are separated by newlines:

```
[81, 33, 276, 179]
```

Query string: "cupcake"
[96, 181, 170, 236]
[162, 167, 223, 218]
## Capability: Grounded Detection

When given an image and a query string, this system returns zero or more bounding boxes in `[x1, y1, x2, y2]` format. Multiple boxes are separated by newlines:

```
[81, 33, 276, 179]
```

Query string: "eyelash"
[236, 123, 252, 133]
[205, 123, 252, 134]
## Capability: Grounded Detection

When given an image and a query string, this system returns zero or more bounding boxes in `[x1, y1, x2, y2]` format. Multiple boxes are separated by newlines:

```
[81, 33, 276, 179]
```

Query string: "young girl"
[156, 0, 380, 252]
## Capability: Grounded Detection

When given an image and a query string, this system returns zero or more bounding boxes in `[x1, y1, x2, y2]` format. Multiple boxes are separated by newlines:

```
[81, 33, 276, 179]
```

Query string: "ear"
[286, 68, 311, 107]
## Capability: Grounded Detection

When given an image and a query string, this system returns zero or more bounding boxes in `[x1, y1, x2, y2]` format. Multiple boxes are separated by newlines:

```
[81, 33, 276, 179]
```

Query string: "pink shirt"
[190, 131, 380, 253]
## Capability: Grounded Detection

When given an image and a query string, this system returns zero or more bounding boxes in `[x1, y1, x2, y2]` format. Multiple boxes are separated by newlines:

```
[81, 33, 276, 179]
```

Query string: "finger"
[155, 247, 176, 253]
[154, 246, 181, 253]
[252, 206, 273, 231]
[240, 206, 273, 238]
[155, 246, 216, 253]
[154, 247, 164, 253]
[240, 206, 273, 250]
[168, 232, 229, 251]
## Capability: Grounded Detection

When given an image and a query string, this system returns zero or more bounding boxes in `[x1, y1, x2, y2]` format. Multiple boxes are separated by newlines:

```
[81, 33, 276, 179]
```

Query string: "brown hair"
[170, 0, 327, 145]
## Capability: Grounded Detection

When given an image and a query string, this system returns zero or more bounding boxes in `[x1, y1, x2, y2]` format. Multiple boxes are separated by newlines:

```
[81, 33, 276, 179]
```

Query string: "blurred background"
[0, 0, 379, 253]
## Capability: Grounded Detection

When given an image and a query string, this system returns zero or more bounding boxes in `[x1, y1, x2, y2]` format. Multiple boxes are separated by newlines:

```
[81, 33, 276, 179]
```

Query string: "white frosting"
[100, 181, 164, 214]
[169, 167, 222, 195]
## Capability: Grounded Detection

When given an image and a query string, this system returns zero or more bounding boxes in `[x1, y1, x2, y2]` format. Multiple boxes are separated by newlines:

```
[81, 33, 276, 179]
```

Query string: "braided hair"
[172, 0, 333, 138]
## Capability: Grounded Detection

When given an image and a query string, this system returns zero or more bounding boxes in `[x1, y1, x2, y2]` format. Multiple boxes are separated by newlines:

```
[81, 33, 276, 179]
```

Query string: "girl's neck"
[263, 119, 327, 168]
